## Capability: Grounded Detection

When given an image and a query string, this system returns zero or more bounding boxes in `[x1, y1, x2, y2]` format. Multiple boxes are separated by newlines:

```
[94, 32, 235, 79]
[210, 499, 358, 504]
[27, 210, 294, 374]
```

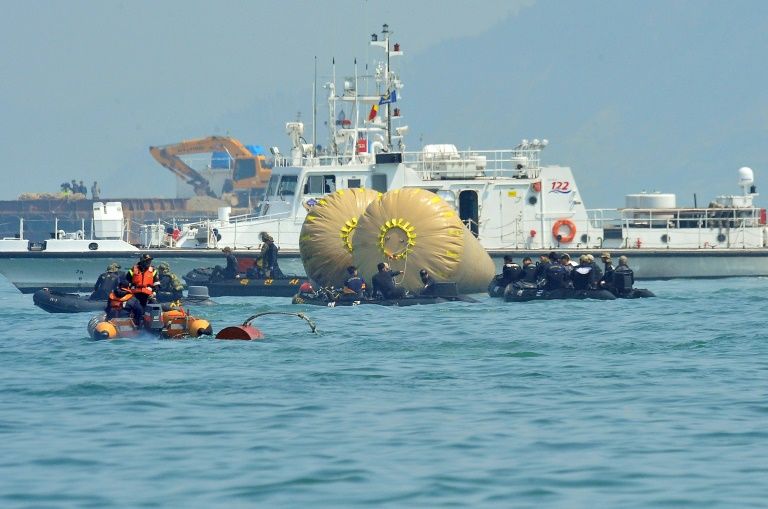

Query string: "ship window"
[278, 175, 298, 196]
[233, 159, 256, 180]
[265, 175, 279, 197]
[371, 174, 387, 193]
[348, 178, 361, 189]
[304, 174, 337, 194]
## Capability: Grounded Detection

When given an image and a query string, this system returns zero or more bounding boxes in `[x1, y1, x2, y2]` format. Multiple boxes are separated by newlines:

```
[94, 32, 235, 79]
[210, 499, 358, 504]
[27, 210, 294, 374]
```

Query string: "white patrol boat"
[171, 25, 768, 279]
[0, 25, 766, 291]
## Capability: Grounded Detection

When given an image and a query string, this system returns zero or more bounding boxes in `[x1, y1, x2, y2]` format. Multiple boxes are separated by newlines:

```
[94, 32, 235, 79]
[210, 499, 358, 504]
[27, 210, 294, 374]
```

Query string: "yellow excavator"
[149, 136, 272, 202]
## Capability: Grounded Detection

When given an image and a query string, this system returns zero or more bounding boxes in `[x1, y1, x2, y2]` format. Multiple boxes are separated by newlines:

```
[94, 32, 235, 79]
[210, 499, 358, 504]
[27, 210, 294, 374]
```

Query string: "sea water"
[1, 277, 767, 508]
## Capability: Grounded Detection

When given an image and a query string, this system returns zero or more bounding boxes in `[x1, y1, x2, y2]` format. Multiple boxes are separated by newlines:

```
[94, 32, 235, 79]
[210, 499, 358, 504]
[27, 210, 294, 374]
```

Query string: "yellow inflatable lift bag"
[351, 188, 495, 294]
[299, 188, 382, 287]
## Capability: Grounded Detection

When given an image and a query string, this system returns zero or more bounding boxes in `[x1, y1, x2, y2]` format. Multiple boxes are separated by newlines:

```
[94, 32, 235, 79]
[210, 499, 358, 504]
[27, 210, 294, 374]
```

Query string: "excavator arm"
[149, 136, 271, 197]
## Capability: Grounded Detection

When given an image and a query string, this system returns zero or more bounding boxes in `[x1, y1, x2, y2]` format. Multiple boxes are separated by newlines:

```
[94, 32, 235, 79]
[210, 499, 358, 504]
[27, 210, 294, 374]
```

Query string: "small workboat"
[34, 286, 215, 314]
[183, 267, 307, 297]
[87, 303, 213, 340]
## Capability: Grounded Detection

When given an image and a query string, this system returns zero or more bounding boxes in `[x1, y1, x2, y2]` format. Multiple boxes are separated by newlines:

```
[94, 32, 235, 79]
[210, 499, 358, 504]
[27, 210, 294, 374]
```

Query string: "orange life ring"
[552, 219, 576, 243]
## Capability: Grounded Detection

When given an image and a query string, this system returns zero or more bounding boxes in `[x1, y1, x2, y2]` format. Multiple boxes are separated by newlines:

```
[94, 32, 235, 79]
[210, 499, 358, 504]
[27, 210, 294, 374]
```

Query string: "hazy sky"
[1, 0, 766, 208]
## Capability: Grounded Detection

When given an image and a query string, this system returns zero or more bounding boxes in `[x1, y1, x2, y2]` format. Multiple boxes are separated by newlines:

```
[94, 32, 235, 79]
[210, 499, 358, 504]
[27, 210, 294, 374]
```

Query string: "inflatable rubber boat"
[292, 283, 478, 307]
[609, 288, 655, 299]
[34, 286, 215, 314]
[87, 303, 213, 340]
[183, 267, 307, 297]
[504, 283, 617, 302]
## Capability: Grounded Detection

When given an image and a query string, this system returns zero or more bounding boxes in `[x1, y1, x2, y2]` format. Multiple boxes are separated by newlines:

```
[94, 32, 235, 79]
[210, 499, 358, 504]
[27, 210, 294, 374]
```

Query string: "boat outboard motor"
[145, 303, 164, 331]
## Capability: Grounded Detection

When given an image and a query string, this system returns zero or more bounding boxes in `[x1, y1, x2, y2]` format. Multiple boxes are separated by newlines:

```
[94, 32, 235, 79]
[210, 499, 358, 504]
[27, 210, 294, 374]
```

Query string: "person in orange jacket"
[126, 253, 160, 309]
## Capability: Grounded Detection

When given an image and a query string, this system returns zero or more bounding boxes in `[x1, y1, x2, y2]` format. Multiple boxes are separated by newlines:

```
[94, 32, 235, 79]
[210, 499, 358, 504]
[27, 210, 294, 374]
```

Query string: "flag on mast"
[367, 104, 379, 121]
[379, 90, 398, 105]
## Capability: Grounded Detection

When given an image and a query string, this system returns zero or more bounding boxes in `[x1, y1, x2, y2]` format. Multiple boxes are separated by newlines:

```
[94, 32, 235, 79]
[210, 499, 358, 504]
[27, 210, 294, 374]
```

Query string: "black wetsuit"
[223, 253, 238, 279]
[520, 264, 537, 283]
[545, 264, 569, 290]
[420, 275, 437, 296]
[262, 242, 282, 277]
[371, 270, 406, 299]
[90, 271, 122, 301]
[499, 262, 522, 287]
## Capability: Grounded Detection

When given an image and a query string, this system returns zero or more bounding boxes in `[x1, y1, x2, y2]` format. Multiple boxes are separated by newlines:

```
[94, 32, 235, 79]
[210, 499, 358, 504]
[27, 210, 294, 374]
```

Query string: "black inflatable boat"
[183, 267, 307, 297]
[504, 283, 617, 302]
[33, 286, 215, 314]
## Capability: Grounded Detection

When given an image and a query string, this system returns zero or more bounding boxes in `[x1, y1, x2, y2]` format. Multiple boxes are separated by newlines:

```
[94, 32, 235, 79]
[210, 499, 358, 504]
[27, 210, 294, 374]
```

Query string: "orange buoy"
[216, 325, 265, 341]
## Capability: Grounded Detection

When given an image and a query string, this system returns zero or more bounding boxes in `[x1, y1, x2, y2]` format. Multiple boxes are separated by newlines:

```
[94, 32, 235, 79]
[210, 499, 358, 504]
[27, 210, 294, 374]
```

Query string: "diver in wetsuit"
[90, 262, 123, 301]
[371, 262, 406, 300]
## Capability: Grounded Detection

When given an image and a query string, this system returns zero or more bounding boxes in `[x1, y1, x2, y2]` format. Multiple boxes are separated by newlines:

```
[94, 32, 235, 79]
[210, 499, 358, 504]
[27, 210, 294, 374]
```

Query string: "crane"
[149, 136, 272, 201]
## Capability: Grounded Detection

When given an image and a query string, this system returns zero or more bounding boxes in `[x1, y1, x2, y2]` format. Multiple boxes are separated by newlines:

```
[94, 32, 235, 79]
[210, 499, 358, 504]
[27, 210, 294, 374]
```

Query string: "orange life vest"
[108, 291, 134, 310]
[130, 265, 157, 295]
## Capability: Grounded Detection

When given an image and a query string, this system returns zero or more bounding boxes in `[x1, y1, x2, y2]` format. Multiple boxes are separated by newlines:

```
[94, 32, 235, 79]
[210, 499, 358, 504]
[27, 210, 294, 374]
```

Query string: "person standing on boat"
[535, 254, 552, 283]
[106, 279, 144, 327]
[342, 266, 367, 299]
[90, 262, 124, 301]
[126, 254, 159, 309]
[91, 181, 100, 200]
[222, 246, 238, 279]
[260, 232, 282, 278]
[612, 256, 635, 296]
[371, 262, 406, 300]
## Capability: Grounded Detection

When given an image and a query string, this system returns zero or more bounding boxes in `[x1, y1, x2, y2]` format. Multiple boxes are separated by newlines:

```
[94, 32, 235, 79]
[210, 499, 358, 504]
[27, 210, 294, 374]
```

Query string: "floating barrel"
[351, 188, 495, 294]
[299, 188, 382, 287]
[215, 325, 265, 340]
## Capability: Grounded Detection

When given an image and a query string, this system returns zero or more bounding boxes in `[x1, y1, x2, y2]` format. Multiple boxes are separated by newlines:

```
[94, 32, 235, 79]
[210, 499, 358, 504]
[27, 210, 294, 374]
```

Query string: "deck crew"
[156, 262, 185, 302]
[342, 265, 367, 298]
[126, 254, 159, 308]
[371, 262, 406, 300]
[106, 279, 144, 326]
[612, 256, 635, 296]
[222, 246, 238, 279]
[90, 262, 123, 301]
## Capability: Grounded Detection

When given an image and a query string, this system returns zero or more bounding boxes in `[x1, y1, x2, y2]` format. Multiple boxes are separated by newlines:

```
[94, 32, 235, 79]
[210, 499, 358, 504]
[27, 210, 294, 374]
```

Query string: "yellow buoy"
[352, 188, 495, 294]
[299, 188, 382, 287]
[93, 321, 118, 340]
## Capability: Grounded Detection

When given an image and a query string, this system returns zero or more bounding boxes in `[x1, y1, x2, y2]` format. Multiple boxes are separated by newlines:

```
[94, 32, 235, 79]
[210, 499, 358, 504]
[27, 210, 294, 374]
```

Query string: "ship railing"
[402, 148, 542, 180]
[588, 207, 765, 231]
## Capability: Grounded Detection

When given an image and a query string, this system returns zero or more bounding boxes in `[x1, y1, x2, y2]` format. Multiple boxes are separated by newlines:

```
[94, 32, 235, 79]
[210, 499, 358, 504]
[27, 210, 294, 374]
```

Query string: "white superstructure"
[172, 25, 766, 256]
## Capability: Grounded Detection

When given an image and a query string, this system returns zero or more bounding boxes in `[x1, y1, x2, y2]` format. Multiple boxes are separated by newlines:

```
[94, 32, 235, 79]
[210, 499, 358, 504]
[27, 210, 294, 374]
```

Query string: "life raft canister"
[552, 219, 576, 243]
